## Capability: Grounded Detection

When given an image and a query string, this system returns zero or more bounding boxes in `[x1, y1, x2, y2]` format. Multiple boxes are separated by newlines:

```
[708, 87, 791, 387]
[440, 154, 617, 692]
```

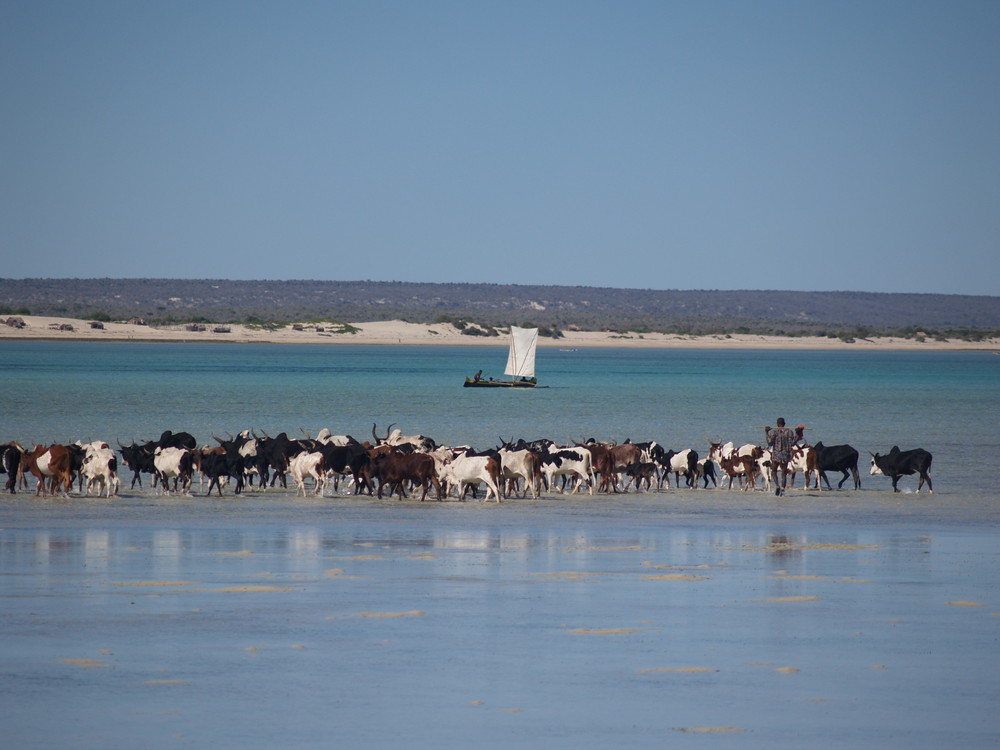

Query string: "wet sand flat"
[1, 490, 998, 749]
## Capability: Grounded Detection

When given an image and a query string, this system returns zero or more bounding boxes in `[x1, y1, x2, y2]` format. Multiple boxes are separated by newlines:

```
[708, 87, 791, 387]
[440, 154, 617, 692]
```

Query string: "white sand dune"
[3, 315, 998, 351]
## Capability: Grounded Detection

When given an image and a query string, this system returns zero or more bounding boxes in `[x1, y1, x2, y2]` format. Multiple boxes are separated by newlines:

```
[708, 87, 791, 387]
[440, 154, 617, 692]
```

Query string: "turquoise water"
[2, 342, 997, 495]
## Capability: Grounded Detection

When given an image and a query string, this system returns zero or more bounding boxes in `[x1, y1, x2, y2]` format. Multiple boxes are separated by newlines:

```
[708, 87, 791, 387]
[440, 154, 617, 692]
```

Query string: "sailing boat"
[464, 326, 543, 388]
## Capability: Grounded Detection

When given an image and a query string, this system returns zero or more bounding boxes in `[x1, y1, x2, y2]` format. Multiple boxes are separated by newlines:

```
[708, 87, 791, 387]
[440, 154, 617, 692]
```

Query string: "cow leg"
[919, 471, 933, 494]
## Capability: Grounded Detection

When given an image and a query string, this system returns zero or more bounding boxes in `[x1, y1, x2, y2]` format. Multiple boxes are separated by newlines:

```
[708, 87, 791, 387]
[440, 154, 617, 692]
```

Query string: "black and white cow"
[538, 444, 594, 495]
[656, 448, 699, 489]
[869, 446, 933, 493]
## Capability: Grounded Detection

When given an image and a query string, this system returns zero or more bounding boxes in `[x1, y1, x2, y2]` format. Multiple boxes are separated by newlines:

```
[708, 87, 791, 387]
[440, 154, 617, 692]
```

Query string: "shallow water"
[2, 490, 998, 749]
[3, 343, 999, 747]
[3, 342, 999, 498]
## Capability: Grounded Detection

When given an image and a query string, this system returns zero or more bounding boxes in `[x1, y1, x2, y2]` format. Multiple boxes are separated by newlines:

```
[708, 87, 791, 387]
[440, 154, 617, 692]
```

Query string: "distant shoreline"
[2, 315, 999, 351]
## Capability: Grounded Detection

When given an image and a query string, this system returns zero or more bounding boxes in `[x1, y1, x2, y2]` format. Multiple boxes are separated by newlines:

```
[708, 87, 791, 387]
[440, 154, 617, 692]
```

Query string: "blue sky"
[2, 1, 998, 295]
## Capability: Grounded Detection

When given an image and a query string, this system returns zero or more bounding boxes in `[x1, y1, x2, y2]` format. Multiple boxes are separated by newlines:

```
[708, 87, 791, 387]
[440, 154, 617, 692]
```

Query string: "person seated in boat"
[473, 370, 482, 382]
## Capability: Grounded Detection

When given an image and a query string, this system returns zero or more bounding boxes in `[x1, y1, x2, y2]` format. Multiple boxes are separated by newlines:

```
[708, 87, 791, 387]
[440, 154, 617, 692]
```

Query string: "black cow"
[511, 438, 555, 454]
[117, 431, 196, 490]
[813, 442, 861, 490]
[206, 434, 259, 494]
[237, 432, 303, 489]
[1, 443, 22, 493]
[315, 440, 373, 495]
[118, 440, 157, 488]
[156, 430, 197, 450]
[64, 443, 90, 493]
[623, 461, 659, 491]
[869, 446, 933, 493]
[696, 458, 717, 488]
[198, 447, 246, 496]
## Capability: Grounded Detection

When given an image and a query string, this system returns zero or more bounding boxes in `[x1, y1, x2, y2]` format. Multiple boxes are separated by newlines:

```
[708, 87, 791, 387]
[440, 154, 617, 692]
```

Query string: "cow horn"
[300, 427, 312, 439]
[226, 431, 234, 440]
[371, 423, 379, 441]
[212, 434, 225, 445]
[385, 423, 396, 439]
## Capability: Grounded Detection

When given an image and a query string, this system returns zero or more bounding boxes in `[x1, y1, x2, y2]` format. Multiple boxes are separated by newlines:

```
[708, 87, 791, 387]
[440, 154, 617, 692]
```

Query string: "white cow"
[440, 453, 502, 502]
[153, 447, 193, 495]
[498, 447, 541, 498]
[373, 423, 437, 453]
[290, 451, 326, 496]
[314, 428, 355, 446]
[79, 441, 120, 498]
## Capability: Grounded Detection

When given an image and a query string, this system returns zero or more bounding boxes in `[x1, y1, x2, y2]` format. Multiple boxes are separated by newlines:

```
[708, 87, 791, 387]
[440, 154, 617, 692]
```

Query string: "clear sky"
[2, 1, 998, 295]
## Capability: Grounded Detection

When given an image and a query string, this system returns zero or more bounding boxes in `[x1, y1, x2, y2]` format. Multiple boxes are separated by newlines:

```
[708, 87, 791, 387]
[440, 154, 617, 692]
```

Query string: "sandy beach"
[3, 315, 998, 350]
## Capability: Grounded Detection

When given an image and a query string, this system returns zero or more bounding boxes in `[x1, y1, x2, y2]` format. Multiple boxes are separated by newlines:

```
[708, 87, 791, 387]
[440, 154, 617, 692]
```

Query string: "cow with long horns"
[372, 423, 437, 453]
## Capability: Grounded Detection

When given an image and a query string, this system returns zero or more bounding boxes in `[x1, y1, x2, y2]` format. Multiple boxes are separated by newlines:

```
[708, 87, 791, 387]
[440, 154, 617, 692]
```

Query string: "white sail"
[504, 326, 537, 378]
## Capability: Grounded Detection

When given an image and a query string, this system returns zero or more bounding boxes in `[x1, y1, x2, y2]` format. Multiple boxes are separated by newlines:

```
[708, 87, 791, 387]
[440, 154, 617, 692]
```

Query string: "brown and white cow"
[497, 445, 542, 498]
[578, 442, 619, 493]
[787, 445, 819, 490]
[708, 441, 760, 491]
[440, 452, 502, 502]
[709, 441, 762, 491]
[20, 443, 74, 497]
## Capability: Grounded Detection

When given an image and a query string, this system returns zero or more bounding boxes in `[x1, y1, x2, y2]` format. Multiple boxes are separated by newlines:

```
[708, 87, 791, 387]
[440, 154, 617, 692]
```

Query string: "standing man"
[764, 418, 796, 496]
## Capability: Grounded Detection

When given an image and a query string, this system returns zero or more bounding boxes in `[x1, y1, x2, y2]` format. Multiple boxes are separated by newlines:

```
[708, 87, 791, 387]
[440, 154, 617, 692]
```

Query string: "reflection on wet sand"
[2, 495, 998, 749]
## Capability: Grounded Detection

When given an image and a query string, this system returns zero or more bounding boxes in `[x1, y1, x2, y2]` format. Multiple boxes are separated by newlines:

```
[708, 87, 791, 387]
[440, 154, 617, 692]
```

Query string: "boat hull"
[464, 377, 538, 388]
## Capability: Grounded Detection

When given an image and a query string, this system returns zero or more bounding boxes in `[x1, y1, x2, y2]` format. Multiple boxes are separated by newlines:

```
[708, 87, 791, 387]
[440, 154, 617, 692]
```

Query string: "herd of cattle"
[0, 423, 934, 501]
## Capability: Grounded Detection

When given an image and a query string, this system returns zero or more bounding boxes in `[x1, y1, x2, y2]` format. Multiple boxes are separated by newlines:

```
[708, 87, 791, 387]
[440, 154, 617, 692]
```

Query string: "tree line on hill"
[1, 278, 998, 341]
